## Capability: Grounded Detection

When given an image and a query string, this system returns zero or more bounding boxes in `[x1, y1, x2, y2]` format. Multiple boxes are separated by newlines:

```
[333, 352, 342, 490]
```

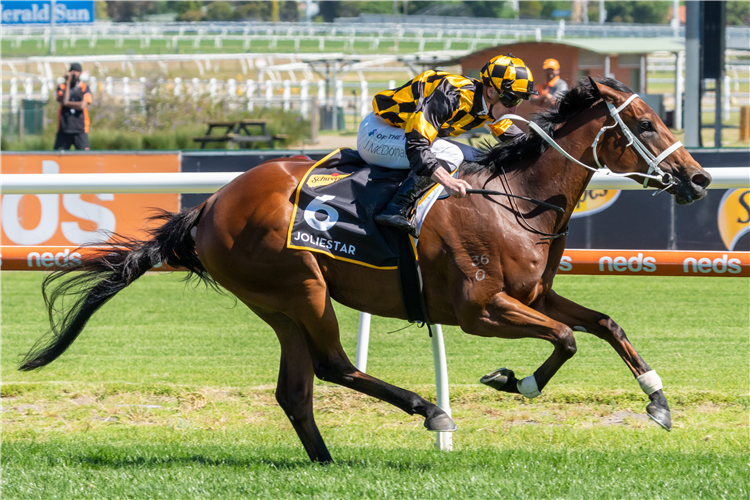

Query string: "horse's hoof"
[424, 413, 457, 432]
[480, 367, 513, 391]
[646, 403, 672, 431]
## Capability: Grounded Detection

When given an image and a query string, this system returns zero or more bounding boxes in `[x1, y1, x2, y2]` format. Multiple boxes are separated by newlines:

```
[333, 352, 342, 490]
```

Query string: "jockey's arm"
[497, 123, 526, 142]
[486, 118, 527, 144]
[404, 92, 472, 198]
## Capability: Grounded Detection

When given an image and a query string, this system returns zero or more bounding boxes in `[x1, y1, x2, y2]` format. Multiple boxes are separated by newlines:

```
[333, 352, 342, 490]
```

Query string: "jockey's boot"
[375, 171, 435, 236]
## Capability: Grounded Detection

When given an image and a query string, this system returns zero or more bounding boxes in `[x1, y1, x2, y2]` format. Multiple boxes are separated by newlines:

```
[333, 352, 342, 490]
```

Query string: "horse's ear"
[588, 77, 619, 104]
[588, 76, 600, 98]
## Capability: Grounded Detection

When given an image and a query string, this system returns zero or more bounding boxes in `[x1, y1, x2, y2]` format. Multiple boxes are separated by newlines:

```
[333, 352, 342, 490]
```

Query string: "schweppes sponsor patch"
[718, 188, 750, 251]
[306, 172, 351, 188]
[571, 190, 621, 219]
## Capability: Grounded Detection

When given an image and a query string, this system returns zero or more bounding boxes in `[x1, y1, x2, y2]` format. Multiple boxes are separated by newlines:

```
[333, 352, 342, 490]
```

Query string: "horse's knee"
[311, 356, 354, 383]
[276, 383, 310, 413]
[556, 327, 577, 359]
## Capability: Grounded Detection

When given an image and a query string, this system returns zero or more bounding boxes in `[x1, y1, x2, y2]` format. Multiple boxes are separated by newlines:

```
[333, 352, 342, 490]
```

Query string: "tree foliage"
[319, 1, 519, 21]
[279, 0, 299, 23]
[206, 1, 233, 21]
[167, 1, 201, 16]
[726, 1, 750, 26]
[94, 1, 108, 20]
[519, 1, 543, 19]
[539, 1, 575, 20]
[464, 1, 516, 19]
[105, 1, 156, 22]
[604, 1, 670, 24]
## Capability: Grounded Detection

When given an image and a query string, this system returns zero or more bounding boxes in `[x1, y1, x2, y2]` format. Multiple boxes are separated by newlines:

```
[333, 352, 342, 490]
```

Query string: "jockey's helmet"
[480, 54, 539, 108]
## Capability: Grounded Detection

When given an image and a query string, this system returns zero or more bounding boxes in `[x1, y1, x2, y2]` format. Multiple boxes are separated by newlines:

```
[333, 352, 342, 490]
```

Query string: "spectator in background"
[531, 59, 569, 109]
[54, 63, 92, 150]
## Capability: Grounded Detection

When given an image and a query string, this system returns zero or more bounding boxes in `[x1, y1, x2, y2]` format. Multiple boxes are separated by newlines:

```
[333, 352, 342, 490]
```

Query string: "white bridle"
[492, 94, 683, 192]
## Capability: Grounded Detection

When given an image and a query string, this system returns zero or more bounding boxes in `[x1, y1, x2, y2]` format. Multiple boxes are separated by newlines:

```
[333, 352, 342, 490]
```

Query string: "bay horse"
[20, 78, 711, 463]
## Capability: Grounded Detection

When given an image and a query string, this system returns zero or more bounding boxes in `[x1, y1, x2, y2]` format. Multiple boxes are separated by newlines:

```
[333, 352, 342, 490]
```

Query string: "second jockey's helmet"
[480, 54, 538, 107]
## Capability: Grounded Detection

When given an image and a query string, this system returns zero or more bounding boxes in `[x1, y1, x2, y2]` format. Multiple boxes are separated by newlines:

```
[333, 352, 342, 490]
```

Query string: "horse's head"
[591, 78, 711, 205]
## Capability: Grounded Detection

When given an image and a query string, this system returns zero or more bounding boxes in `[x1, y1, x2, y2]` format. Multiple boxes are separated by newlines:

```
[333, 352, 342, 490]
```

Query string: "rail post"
[355, 312, 371, 372]
[354, 312, 453, 451]
[431, 324, 452, 451]
[740, 106, 750, 142]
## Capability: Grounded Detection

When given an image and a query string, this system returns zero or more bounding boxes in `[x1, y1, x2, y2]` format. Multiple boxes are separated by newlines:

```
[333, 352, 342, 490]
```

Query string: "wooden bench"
[192, 119, 288, 149]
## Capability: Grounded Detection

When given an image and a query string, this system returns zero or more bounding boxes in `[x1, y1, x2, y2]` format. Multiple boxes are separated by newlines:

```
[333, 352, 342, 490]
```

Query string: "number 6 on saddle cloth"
[287, 148, 444, 325]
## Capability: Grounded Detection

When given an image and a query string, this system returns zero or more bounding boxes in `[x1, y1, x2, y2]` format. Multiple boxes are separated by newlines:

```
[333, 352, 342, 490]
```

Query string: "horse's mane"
[464, 77, 634, 175]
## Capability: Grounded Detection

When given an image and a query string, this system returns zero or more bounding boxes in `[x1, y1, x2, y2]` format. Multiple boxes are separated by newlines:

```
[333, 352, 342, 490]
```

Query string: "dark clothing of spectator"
[53, 131, 91, 150]
[55, 80, 92, 150]
[538, 76, 569, 103]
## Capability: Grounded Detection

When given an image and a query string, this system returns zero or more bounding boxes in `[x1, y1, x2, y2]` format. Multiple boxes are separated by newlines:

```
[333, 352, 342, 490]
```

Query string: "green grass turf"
[2, 272, 748, 499]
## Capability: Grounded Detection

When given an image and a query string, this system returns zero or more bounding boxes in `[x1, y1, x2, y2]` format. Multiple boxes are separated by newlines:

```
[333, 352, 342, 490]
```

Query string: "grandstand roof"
[549, 37, 685, 55]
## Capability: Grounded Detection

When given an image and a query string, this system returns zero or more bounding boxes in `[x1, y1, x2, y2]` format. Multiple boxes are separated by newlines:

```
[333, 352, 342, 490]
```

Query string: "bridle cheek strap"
[603, 94, 683, 188]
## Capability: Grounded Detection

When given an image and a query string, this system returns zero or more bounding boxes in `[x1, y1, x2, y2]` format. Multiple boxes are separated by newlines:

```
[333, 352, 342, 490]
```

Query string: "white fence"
[0, 75, 399, 121]
[4, 20, 748, 50]
[3, 72, 748, 125]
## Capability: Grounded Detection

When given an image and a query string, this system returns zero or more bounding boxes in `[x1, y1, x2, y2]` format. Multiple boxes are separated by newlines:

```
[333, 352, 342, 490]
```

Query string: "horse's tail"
[19, 204, 217, 372]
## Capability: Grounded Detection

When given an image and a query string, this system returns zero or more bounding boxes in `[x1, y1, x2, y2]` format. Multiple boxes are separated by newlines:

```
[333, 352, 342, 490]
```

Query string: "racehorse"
[20, 78, 711, 463]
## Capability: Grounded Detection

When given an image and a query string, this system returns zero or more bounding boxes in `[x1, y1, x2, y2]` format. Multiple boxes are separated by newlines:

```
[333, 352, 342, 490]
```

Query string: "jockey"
[357, 54, 538, 235]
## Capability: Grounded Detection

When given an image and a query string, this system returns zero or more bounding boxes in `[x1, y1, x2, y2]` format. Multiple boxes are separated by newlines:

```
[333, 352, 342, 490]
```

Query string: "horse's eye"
[640, 121, 652, 131]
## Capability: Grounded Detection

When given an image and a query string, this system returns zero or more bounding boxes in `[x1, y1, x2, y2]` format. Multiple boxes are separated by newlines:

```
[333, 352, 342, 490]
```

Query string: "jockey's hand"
[431, 168, 472, 199]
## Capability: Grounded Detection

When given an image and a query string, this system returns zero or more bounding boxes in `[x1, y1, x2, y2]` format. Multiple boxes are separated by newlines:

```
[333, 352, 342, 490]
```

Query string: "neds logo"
[26, 248, 82, 268]
[683, 255, 742, 274]
[599, 253, 657, 273]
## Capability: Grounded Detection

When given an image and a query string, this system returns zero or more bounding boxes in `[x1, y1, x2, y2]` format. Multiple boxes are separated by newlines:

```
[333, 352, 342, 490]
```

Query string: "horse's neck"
[499, 105, 606, 228]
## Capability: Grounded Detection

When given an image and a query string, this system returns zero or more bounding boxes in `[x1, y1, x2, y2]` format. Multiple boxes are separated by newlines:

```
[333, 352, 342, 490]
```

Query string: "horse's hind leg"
[295, 286, 456, 433]
[251, 308, 332, 463]
[540, 290, 671, 431]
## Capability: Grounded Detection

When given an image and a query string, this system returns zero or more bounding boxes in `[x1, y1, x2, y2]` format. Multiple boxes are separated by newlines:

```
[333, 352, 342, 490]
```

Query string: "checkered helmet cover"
[480, 54, 536, 98]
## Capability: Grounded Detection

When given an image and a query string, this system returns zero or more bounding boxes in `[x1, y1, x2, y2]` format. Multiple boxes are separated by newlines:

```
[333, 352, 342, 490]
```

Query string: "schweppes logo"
[571, 190, 621, 219]
[306, 172, 351, 188]
[718, 189, 750, 251]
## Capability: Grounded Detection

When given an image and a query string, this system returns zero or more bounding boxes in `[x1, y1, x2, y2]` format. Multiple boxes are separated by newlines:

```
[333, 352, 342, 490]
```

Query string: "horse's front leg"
[458, 292, 577, 399]
[540, 290, 671, 431]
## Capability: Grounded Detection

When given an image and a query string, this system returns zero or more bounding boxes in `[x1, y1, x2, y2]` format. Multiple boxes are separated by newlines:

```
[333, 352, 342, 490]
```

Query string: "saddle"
[287, 148, 439, 324]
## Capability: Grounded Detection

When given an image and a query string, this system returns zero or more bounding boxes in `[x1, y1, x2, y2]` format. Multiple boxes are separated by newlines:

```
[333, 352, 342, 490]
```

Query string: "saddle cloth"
[286, 148, 448, 269]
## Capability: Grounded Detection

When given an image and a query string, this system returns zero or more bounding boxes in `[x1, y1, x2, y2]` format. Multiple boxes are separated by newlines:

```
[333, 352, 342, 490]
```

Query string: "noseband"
[498, 94, 683, 193]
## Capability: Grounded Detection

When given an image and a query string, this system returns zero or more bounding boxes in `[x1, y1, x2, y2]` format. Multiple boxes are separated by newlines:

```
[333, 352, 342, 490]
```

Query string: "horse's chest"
[491, 247, 552, 304]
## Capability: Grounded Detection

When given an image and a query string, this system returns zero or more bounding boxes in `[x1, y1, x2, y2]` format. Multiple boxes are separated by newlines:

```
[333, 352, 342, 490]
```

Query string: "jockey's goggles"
[499, 91, 524, 108]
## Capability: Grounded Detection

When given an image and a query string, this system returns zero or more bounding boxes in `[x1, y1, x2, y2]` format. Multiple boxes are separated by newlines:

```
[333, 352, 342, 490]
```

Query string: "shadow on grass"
[4, 442, 444, 472]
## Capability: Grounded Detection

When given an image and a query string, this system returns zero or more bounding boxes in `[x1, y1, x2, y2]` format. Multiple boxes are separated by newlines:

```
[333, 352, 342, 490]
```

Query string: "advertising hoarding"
[0, 0, 94, 25]
[0, 152, 179, 247]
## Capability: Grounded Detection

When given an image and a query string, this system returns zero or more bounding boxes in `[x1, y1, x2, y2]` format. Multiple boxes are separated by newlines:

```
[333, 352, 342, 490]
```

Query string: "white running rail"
[2, 168, 747, 195]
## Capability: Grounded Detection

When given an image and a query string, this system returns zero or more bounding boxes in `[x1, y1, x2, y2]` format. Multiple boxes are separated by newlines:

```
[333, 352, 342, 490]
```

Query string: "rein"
[466, 189, 565, 214]
[497, 165, 569, 240]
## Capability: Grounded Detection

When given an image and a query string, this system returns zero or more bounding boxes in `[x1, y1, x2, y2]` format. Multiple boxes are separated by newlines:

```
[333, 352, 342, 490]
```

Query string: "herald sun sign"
[0, 1, 94, 25]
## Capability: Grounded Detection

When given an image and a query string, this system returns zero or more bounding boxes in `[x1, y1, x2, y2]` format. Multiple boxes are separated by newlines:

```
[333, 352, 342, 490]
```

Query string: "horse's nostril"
[691, 173, 711, 189]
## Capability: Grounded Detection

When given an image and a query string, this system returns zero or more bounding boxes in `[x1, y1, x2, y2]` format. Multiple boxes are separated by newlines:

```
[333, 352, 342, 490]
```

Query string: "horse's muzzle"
[669, 166, 712, 205]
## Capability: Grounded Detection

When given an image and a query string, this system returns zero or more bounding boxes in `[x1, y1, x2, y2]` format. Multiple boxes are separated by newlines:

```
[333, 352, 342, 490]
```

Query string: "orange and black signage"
[718, 189, 750, 251]
[1, 153, 179, 247]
